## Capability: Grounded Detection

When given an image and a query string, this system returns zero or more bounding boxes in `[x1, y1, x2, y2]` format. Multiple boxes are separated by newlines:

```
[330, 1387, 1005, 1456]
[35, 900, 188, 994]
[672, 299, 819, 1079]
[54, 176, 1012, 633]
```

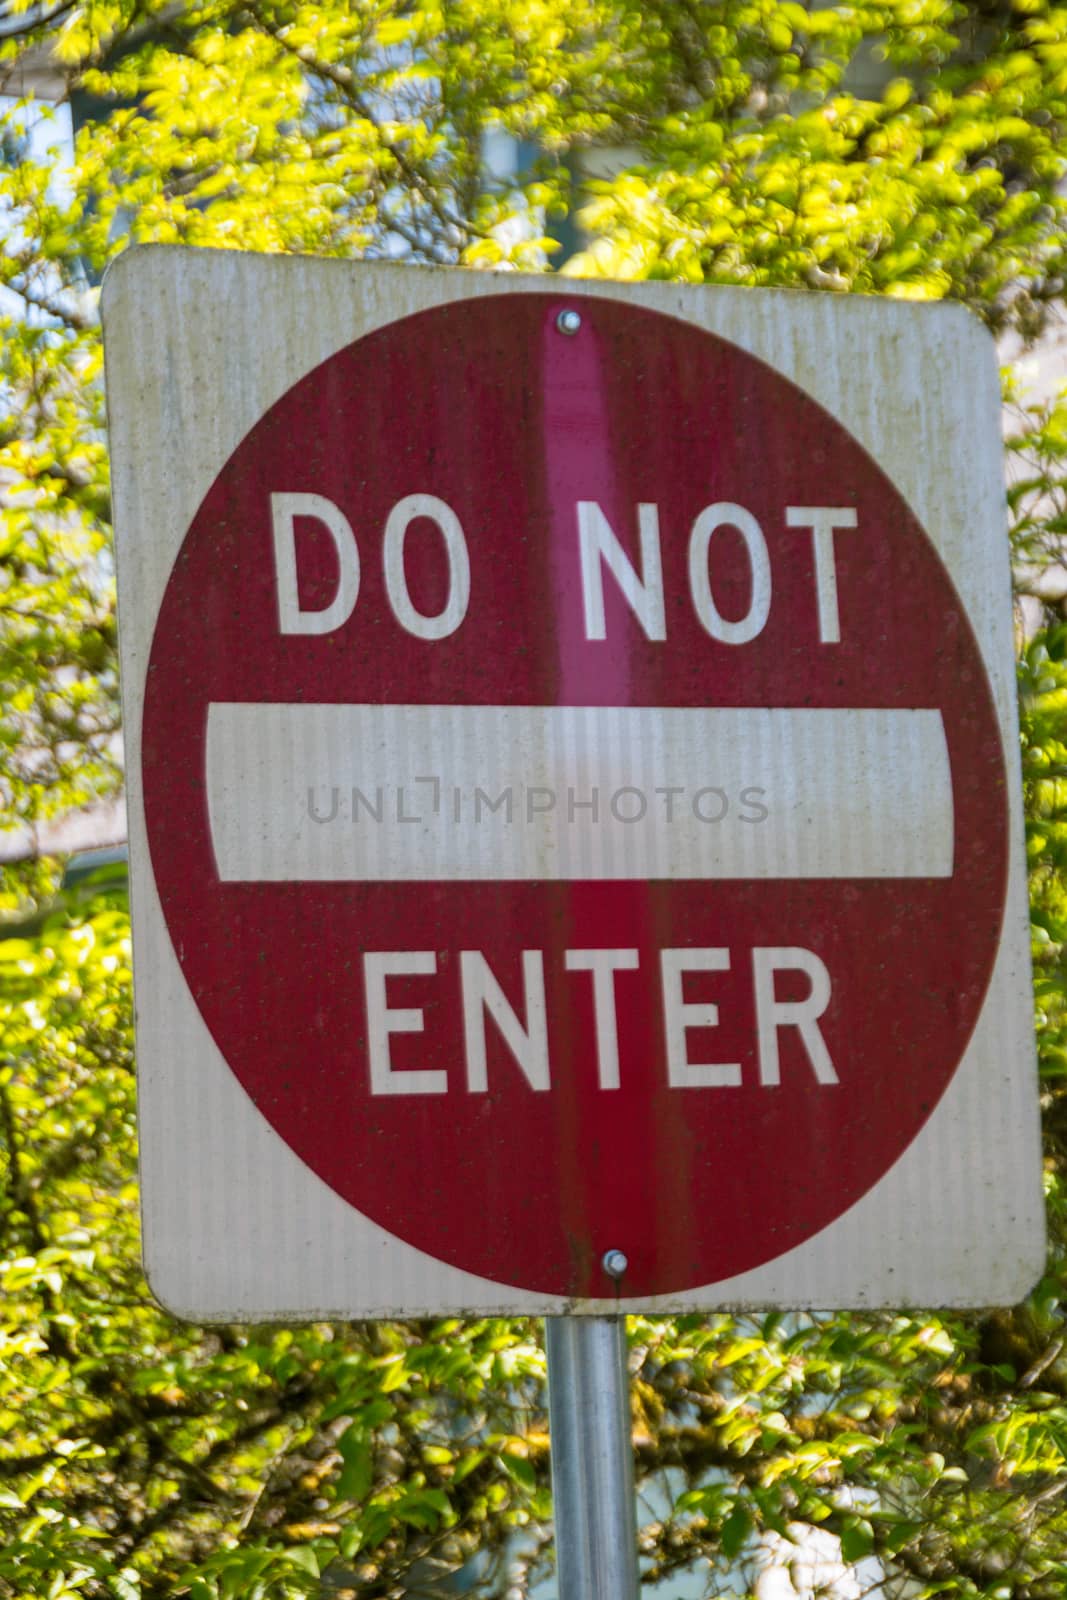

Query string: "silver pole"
[545, 1315, 639, 1599]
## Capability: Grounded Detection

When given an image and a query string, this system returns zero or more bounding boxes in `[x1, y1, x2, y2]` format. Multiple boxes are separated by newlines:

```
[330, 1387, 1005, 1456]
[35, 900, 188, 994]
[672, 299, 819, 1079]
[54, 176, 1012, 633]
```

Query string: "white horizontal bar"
[205, 703, 952, 883]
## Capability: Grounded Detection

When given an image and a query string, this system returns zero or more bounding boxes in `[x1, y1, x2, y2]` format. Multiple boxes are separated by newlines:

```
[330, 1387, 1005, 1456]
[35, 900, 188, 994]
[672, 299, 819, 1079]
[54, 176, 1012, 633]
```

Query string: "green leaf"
[721, 1502, 752, 1559]
[500, 1451, 537, 1490]
[284, 1547, 320, 1578]
[839, 1517, 875, 1563]
[336, 1425, 373, 1502]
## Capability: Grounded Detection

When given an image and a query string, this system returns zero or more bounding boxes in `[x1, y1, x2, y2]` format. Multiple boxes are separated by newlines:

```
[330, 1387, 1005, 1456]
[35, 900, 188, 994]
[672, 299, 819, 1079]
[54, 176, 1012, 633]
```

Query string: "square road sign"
[102, 246, 1044, 1318]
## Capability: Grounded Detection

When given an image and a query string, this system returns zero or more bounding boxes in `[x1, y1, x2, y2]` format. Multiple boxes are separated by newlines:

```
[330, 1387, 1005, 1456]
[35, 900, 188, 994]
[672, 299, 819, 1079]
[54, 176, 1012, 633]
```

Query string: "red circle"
[142, 294, 1008, 1298]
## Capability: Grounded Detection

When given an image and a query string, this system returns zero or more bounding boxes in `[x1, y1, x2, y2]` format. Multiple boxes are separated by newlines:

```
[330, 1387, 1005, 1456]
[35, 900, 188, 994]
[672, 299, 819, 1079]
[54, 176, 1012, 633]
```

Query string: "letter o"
[610, 786, 648, 823]
[383, 494, 471, 640]
[693, 787, 730, 823]
[688, 502, 771, 644]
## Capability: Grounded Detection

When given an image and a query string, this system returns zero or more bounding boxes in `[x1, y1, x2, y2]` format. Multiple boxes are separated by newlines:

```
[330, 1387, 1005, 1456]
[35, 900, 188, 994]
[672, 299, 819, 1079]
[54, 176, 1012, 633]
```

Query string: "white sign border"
[103, 247, 1044, 1318]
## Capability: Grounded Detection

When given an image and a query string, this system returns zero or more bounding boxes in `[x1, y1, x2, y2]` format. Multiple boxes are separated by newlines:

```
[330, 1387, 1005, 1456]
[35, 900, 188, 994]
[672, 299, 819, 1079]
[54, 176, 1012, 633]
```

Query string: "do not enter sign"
[104, 250, 1043, 1317]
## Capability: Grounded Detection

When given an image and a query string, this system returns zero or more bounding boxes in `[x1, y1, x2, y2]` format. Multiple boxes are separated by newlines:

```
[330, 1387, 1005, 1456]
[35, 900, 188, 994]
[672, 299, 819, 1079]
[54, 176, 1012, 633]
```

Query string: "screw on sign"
[137, 288, 1008, 1303]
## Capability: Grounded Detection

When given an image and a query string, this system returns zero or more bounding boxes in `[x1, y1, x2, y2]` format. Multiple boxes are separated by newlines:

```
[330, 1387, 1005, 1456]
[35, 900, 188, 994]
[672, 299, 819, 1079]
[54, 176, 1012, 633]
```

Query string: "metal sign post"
[104, 240, 1043, 1600]
[546, 1314, 639, 1599]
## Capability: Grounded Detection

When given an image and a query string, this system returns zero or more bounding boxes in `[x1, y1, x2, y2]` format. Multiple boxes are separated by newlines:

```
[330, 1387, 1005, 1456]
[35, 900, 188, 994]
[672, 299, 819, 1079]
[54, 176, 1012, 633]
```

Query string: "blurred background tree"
[1, 2, 1066, 1595]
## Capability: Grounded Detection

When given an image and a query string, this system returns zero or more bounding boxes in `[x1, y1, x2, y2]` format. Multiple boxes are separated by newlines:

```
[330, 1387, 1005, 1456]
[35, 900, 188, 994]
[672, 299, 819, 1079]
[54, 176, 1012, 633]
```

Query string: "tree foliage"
[1, 1, 1067, 1595]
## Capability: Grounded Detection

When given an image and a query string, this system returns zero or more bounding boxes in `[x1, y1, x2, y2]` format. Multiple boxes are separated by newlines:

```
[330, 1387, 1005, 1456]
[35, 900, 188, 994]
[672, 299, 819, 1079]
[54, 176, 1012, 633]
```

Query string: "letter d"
[271, 491, 360, 635]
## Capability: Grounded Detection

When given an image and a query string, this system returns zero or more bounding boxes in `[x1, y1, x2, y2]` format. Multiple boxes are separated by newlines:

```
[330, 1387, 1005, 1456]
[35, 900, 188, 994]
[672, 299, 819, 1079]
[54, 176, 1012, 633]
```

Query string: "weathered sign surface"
[103, 247, 1044, 1317]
